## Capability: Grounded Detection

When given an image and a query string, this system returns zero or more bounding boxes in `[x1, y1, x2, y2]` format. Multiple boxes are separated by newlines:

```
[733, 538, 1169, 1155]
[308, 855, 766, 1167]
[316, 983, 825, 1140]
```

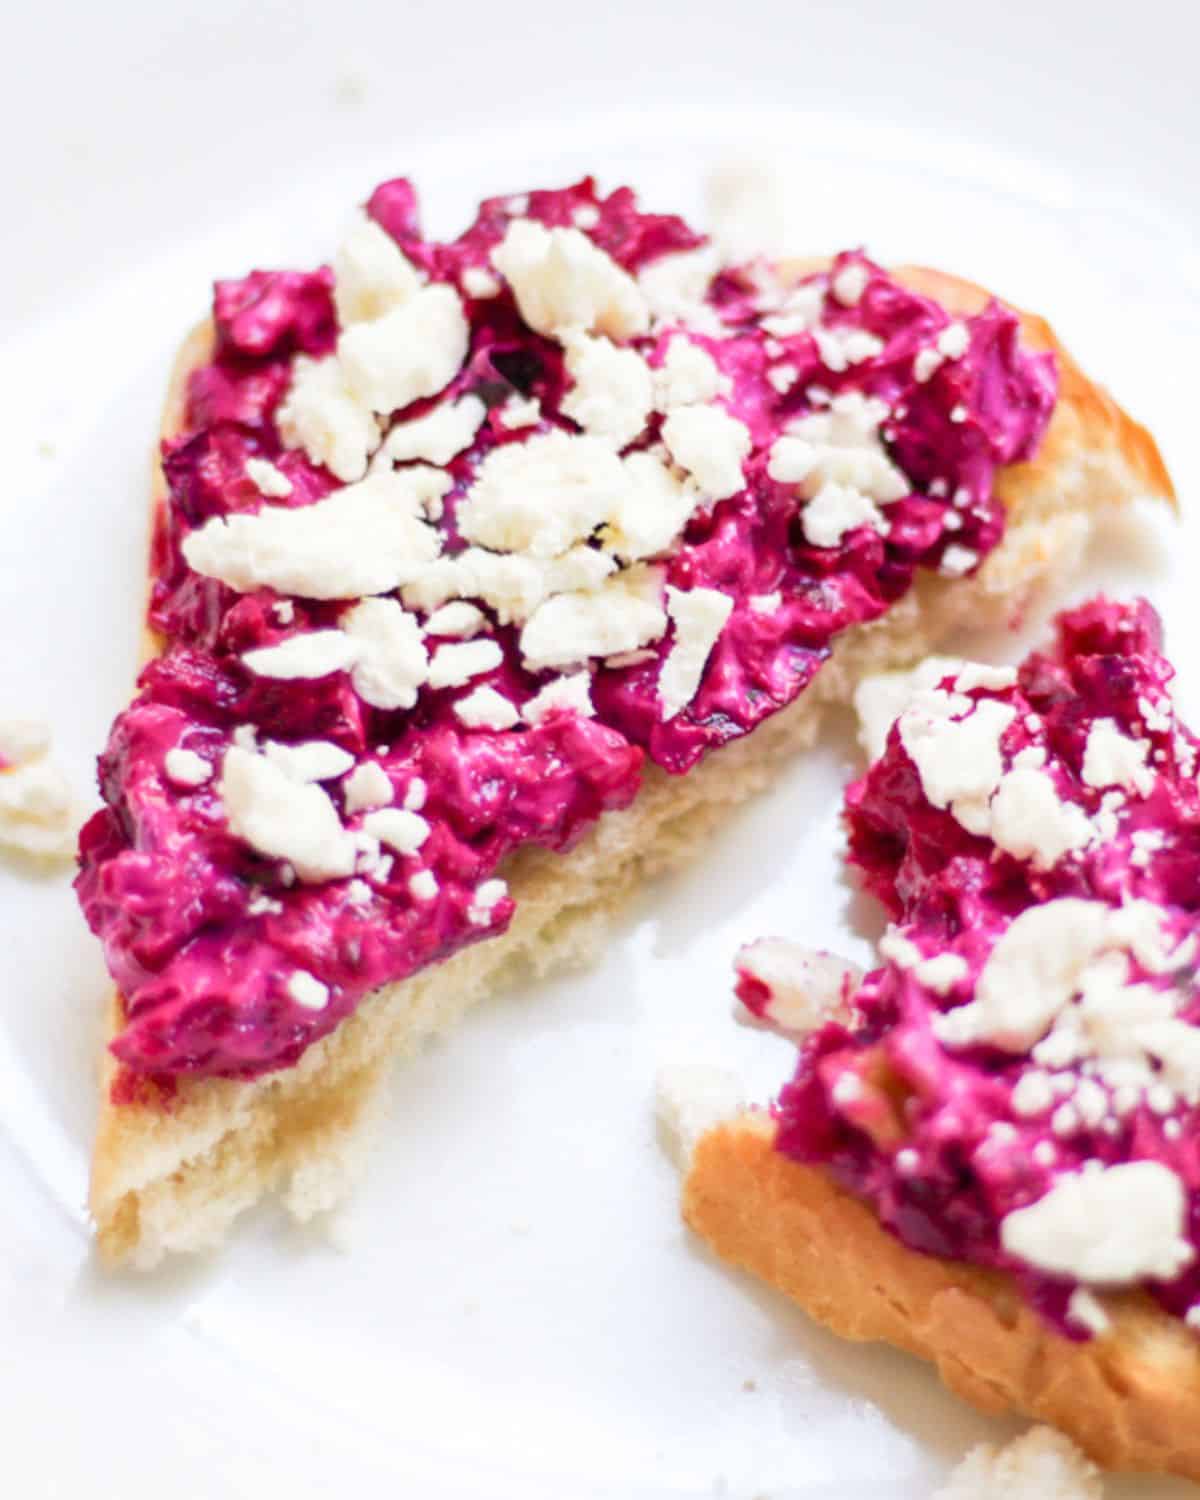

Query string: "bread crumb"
[655, 1063, 744, 1169]
[934, 1426, 1101, 1499]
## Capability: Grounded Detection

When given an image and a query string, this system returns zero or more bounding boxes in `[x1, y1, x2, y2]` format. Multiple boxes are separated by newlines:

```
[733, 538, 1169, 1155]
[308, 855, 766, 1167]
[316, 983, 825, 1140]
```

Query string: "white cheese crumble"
[654, 1063, 744, 1169]
[340, 596, 429, 710]
[333, 210, 423, 326]
[637, 246, 719, 326]
[749, 591, 781, 615]
[244, 457, 293, 497]
[403, 545, 615, 628]
[491, 219, 648, 343]
[899, 689, 1016, 836]
[428, 639, 503, 689]
[913, 348, 943, 383]
[560, 332, 653, 448]
[989, 765, 1094, 869]
[453, 685, 520, 731]
[219, 746, 356, 882]
[338, 283, 469, 416]
[261, 740, 354, 784]
[163, 747, 212, 788]
[939, 544, 979, 577]
[276, 354, 381, 483]
[0, 719, 77, 862]
[403, 778, 426, 811]
[286, 969, 330, 1011]
[457, 430, 625, 558]
[831, 263, 869, 307]
[936, 322, 970, 360]
[1066, 1287, 1111, 1337]
[342, 761, 393, 813]
[523, 671, 594, 725]
[497, 394, 541, 430]
[362, 807, 430, 855]
[602, 450, 700, 562]
[241, 630, 360, 680]
[999, 1160, 1192, 1284]
[183, 469, 445, 600]
[735, 939, 862, 1035]
[375, 394, 486, 466]
[654, 337, 726, 408]
[1082, 718, 1155, 797]
[933, 1426, 1101, 1500]
[658, 585, 733, 720]
[461, 266, 500, 299]
[408, 869, 439, 901]
[467, 876, 508, 925]
[520, 566, 666, 671]
[423, 601, 486, 639]
[661, 403, 751, 501]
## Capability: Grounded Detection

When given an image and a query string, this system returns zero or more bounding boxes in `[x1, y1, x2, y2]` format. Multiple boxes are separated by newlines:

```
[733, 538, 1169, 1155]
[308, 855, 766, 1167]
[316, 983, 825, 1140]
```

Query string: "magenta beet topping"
[772, 598, 1200, 1337]
[76, 176, 1056, 1083]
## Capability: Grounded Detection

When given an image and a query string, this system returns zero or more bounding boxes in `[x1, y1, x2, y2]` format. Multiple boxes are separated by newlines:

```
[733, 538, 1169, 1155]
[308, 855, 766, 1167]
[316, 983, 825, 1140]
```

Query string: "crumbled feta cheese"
[654, 336, 726, 408]
[1067, 1288, 1110, 1337]
[453, 685, 520, 731]
[457, 430, 626, 558]
[655, 1063, 744, 1169]
[219, 746, 356, 882]
[183, 469, 444, 599]
[748, 591, 781, 615]
[814, 325, 884, 372]
[637, 246, 718, 326]
[1011, 1070, 1056, 1117]
[273, 599, 295, 625]
[939, 544, 979, 577]
[491, 219, 648, 342]
[661, 404, 751, 501]
[658, 585, 733, 720]
[523, 671, 594, 725]
[1000, 1160, 1192, 1283]
[262, 740, 355, 784]
[333, 210, 423, 326]
[766, 364, 799, 394]
[831, 263, 869, 307]
[497, 395, 541, 430]
[241, 630, 360, 680]
[990, 766, 1095, 870]
[376, 394, 486, 466]
[342, 761, 393, 813]
[403, 778, 426, 811]
[286, 969, 330, 1011]
[244, 457, 293, 497]
[403, 545, 616, 627]
[362, 807, 430, 855]
[0, 725, 77, 862]
[736, 939, 861, 1034]
[954, 664, 1018, 692]
[338, 283, 469, 416]
[427, 639, 503, 690]
[340, 596, 429, 709]
[602, 450, 700, 561]
[913, 348, 943, 383]
[520, 565, 666, 671]
[277, 354, 381, 483]
[461, 266, 500, 299]
[899, 690, 1016, 836]
[950, 403, 968, 423]
[164, 747, 212, 788]
[933, 1426, 1101, 1500]
[424, 601, 486, 639]
[1082, 718, 1155, 797]
[800, 484, 887, 548]
[465, 876, 508, 925]
[853, 656, 966, 761]
[408, 869, 439, 901]
[914, 952, 968, 995]
[936, 322, 970, 360]
[246, 892, 284, 917]
[561, 332, 653, 448]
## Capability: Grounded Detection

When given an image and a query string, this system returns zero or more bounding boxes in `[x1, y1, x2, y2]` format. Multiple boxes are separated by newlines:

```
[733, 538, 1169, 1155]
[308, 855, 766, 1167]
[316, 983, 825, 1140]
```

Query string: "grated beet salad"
[76, 176, 1056, 1085]
[760, 599, 1200, 1337]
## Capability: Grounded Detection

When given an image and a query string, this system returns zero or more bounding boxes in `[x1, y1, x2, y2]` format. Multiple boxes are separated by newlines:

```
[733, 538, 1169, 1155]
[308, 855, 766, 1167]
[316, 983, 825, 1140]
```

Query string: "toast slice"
[87, 204, 1173, 1267]
[679, 601, 1200, 1481]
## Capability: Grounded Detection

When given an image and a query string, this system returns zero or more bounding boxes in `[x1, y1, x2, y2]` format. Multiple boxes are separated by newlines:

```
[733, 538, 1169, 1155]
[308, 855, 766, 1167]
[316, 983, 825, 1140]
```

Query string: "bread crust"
[683, 1115, 1200, 1480]
[89, 266, 1175, 1267]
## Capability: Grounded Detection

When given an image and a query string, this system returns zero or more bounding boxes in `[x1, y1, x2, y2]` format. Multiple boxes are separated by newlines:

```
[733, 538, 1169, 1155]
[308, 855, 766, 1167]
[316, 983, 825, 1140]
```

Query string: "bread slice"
[89, 265, 1174, 1268]
[681, 1112, 1200, 1481]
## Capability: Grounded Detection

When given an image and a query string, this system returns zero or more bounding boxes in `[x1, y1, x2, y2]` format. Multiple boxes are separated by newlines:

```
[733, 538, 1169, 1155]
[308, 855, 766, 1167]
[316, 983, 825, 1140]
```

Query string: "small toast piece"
[90, 261, 1173, 1268]
[683, 1115, 1200, 1480]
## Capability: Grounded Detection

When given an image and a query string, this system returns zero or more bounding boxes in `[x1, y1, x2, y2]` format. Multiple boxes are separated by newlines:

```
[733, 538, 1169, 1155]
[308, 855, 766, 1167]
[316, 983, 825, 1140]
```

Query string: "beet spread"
[767, 599, 1200, 1337]
[76, 176, 1056, 1083]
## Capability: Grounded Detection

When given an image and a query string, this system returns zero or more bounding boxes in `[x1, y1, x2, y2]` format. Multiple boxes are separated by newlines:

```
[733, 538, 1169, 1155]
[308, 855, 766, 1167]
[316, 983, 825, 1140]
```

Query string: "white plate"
[2, 45, 1199, 1500]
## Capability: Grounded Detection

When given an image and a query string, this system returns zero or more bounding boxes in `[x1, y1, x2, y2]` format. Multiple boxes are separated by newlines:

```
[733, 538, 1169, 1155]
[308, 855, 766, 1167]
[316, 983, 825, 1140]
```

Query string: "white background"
[1, 2, 1198, 1495]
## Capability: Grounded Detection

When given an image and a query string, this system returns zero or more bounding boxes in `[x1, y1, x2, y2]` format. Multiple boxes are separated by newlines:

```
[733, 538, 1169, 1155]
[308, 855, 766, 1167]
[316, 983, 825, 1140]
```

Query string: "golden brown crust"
[683, 1115, 1200, 1480]
[89, 264, 1175, 1267]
